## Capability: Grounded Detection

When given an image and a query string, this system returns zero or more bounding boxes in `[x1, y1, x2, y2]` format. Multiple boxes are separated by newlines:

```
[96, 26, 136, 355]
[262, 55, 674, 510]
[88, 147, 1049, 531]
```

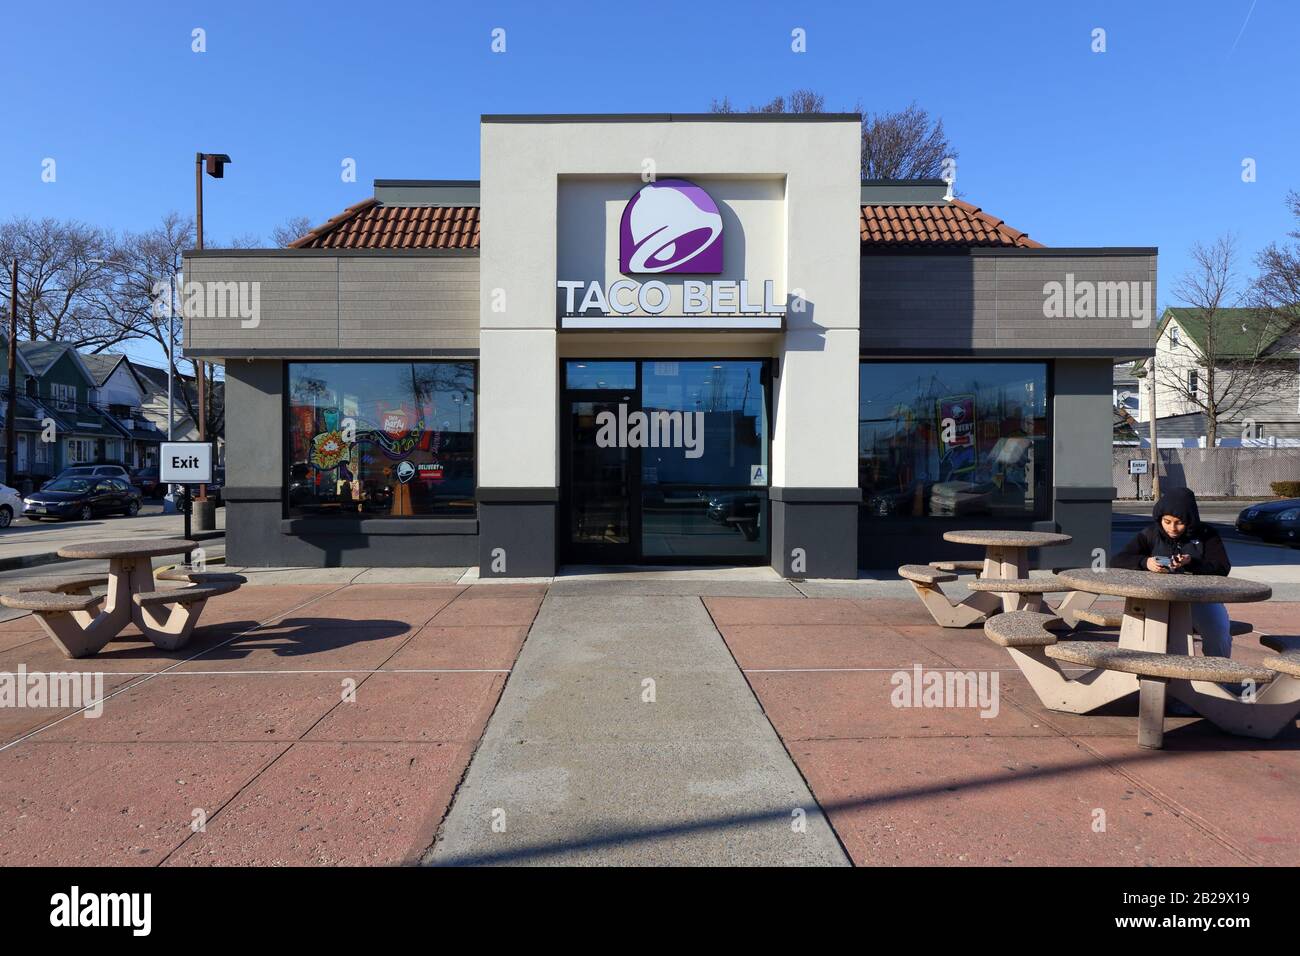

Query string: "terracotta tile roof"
[289, 199, 480, 250]
[860, 198, 1043, 249]
[290, 195, 1036, 251]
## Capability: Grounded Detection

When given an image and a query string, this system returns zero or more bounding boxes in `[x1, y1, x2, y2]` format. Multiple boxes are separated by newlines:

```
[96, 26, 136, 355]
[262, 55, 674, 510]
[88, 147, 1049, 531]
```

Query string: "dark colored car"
[23, 476, 142, 522]
[133, 467, 164, 498]
[47, 463, 145, 497]
[1236, 498, 1300, 546]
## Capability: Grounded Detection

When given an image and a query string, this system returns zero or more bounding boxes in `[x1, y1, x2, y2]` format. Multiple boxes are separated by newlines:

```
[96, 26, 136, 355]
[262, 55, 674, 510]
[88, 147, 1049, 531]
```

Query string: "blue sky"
[2, 0, 1297, 361]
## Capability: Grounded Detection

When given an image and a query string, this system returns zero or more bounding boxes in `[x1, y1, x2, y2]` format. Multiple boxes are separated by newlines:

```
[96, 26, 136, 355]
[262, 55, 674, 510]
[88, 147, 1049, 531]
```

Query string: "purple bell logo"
[619, 179, 723, 275]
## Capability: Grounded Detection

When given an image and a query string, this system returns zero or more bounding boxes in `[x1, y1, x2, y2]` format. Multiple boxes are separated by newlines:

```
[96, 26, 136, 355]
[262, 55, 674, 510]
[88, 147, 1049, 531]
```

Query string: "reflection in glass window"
[287, 362, 476, 517]
[859, 362, 1049, 520]
[565, 361, 636, 390]
[639, 361, 768, 557]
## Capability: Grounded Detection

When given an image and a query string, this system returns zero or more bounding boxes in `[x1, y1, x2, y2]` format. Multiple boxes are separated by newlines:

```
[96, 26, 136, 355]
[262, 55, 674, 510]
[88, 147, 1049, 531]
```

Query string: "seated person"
[1112, 488, 1233, 657]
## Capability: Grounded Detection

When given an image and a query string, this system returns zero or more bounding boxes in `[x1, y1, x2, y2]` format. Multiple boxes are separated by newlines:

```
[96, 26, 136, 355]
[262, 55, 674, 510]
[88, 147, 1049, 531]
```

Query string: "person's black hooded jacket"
[1112, 487, 1230, 575]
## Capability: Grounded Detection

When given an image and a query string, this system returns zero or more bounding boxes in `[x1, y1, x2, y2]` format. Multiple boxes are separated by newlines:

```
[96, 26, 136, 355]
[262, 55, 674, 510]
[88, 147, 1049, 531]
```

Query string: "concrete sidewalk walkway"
[426, 591, 848, 866]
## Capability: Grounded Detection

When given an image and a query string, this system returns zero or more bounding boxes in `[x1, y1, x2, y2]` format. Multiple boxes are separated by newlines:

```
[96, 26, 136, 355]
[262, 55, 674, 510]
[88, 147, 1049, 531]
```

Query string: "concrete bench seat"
[966, 576, 1072, 594]
[898, 564, 957, 585]
[983, 611, 1060, 647]
[157, 567, 248, 585]
[1045, 641, 1273, 683]
[929, 560, 983, 573]
[133, 582, 241, 608]
[1262, 653, 1300, 679]
[0, 591, 103, 613]
[1045, 641, 1275, 749]
[1261, 635, 1300, 654]
[13, 575, 109, 595]
[1074, 608, 1124, 628]
[1072, 608, 1251, 636]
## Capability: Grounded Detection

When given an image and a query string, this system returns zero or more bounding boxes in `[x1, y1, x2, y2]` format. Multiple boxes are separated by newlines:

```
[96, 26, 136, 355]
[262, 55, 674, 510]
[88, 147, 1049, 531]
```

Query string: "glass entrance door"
[562, 360, 772, 566]
[563, 391, 637, 563]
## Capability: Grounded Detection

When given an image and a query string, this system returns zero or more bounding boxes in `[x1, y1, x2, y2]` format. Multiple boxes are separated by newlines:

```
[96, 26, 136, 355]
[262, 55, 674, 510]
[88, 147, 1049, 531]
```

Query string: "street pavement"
[0, 503, 221, 570]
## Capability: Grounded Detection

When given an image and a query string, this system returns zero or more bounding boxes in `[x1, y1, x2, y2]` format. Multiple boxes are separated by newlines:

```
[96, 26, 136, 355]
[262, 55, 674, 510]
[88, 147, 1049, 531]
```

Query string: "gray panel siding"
[861, 253, 1157, 354]
[183, 253, 480, 355]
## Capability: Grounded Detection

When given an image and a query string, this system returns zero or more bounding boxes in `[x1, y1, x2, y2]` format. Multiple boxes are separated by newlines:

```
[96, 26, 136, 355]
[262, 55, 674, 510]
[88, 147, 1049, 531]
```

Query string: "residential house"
[131, 361, 225, 463]
[78, 352, 166, 470]
[1134, 308, 1300, 443]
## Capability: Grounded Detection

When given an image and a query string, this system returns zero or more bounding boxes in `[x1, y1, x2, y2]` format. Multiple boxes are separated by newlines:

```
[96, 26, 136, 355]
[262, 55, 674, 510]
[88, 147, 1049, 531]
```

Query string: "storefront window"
[286, 362, 475, 517]
[859, 362, 1049, 520]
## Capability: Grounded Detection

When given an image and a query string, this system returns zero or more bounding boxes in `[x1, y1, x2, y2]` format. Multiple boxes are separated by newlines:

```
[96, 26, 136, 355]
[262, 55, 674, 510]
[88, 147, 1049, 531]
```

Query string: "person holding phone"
[1112, 487, 1234, 657]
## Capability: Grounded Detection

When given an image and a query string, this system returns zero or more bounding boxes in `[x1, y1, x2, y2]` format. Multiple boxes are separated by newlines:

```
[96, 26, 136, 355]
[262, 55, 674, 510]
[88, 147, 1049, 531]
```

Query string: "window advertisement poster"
[936, 394, 977, 481]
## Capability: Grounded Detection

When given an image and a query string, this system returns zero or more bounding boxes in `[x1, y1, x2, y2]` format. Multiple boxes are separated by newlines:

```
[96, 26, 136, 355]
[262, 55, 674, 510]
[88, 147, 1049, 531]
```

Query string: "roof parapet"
[373, 180, 480, 206]
[860, 180, 951, 205]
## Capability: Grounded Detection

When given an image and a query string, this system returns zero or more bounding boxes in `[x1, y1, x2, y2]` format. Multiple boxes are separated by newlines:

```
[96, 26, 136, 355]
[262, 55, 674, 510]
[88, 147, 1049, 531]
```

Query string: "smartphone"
[1154, 555, 1174, 569]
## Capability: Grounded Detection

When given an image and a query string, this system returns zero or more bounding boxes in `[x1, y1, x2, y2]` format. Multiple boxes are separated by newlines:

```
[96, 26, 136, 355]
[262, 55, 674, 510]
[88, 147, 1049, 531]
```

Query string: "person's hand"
[1171, 553, 1192, 570]
[1146, 557, 1168, 573]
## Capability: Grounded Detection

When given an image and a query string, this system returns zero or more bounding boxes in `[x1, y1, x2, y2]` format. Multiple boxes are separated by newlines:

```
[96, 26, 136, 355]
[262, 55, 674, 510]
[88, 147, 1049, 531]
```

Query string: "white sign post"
[160, 442, 213, 539]
[1127, 458, 1149, 499]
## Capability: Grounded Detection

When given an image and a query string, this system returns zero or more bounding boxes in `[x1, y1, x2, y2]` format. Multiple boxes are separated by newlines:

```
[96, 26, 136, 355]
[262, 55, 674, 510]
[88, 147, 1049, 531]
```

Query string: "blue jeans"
[1192, 602, 1232, 658]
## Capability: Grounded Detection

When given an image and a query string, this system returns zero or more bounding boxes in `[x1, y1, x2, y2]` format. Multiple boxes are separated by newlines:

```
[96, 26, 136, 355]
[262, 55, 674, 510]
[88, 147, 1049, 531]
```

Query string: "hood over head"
[1152, 487, 1201, 528]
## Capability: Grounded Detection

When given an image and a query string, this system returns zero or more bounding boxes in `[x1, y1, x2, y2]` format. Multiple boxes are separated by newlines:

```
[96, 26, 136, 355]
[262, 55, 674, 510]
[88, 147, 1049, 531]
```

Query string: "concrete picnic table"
[1, 537, 240, 658]
[1054, 568, 1271, 655]
[1043, 568, 1294, 744]
[898, 529, 1079, 627]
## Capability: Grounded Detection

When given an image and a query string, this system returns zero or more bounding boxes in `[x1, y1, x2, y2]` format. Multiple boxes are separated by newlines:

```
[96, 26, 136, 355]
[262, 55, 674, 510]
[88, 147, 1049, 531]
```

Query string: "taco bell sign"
[619, 179, 723, 274]
[559, 178, 784, 330]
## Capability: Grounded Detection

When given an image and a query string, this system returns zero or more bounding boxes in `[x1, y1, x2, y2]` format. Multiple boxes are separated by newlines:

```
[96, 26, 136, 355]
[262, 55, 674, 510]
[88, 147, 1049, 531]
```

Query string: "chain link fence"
[1113, 447, 1300, 499]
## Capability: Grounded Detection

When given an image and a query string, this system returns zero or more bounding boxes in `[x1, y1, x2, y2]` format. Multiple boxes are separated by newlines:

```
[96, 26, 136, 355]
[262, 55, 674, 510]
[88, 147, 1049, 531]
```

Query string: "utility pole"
[5, 259, 16, 487]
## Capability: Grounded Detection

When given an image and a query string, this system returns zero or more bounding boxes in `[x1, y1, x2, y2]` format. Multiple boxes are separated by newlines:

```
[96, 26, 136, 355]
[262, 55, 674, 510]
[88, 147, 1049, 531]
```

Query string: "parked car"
[0, 483, 24, 528]
[24, 476, 142, 521]
[1236, 498, 1300, 546]
[46, 463, 146, 497]
[132, 466, 164, 498]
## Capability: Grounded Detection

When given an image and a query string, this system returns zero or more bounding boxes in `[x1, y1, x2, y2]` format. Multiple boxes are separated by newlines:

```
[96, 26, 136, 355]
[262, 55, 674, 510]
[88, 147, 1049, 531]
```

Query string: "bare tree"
[0, 217, 124, 348]
[1156, 235, 1296, 446]
[1252, 190, 1300, 318]
[710, 92, 956, 180]
[272, 216, 314, 248]
[860, 102, 954, 180]
[95, 212, 222, 438]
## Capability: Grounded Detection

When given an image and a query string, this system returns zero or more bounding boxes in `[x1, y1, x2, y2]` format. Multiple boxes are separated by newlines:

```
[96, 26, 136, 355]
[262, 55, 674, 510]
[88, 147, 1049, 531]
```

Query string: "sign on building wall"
[558, 178, 786, 330]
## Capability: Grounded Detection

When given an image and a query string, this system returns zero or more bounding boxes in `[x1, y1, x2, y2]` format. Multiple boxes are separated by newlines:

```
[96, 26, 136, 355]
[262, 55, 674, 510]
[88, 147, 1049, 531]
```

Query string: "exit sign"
[160, 442, 214, 483]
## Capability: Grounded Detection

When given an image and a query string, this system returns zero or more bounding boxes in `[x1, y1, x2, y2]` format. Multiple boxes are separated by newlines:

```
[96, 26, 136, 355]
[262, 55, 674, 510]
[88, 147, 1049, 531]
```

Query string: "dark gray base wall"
[770, 488, 860, 579]
[225, 500, 478, 568]
[857, 513, 1061, 569]
[1051, 487, 1116, 570]
[477, 489, 558, 578]
[854, 488, 1114, 571]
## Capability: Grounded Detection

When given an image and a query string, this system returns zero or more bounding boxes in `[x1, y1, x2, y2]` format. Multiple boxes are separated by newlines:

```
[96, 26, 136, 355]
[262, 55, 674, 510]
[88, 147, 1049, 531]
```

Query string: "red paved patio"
[0, 583, 542, 866]
[707, 595, 1300, 866]
[3, 581, 1297, 866]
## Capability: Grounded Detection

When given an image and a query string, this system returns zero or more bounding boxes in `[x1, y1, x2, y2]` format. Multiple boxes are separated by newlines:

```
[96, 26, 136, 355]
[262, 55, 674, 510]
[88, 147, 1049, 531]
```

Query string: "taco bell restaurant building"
[183, 114, 1155, 578]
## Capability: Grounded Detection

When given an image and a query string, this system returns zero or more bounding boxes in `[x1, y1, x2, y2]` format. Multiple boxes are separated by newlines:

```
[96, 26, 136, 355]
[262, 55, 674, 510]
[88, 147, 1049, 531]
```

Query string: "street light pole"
[192, 151, 231, 531]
